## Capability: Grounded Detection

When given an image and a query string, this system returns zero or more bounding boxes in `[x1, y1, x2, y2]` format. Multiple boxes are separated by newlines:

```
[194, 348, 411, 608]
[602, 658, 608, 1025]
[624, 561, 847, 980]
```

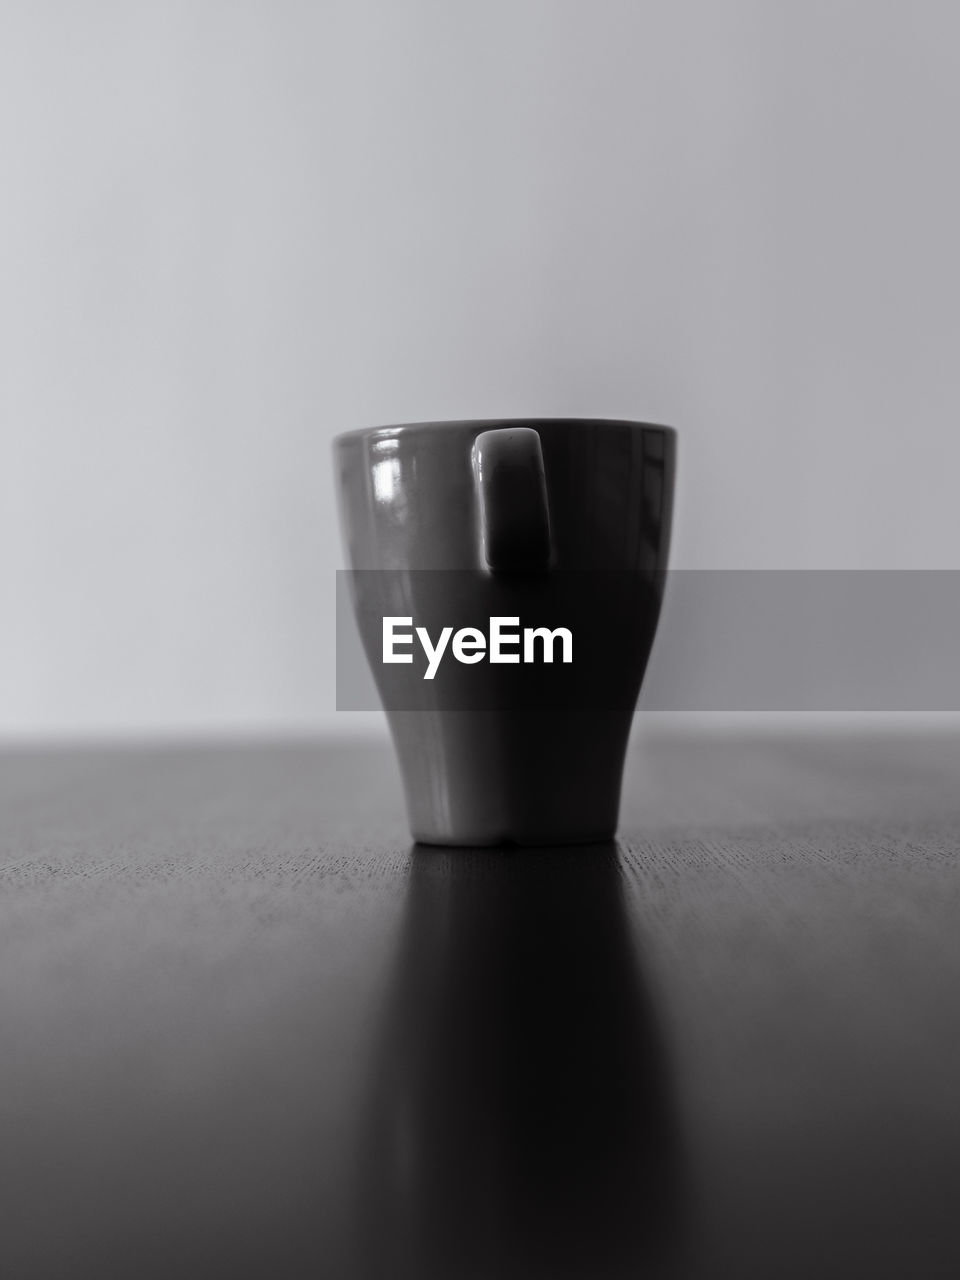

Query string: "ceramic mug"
[334, 419, 676, 845]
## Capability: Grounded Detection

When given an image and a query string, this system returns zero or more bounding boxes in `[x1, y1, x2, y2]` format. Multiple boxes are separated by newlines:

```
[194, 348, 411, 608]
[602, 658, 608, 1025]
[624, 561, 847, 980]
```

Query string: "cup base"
[410, 827, 618, 849]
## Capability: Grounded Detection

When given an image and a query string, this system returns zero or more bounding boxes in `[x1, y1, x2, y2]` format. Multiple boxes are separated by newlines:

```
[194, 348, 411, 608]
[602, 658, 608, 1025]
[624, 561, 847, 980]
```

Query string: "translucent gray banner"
[336, 570, 960, 712]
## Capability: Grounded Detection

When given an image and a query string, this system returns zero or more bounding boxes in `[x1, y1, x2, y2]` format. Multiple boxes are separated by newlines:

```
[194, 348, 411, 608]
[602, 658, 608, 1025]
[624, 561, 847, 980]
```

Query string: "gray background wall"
[3, 1, 959, 738]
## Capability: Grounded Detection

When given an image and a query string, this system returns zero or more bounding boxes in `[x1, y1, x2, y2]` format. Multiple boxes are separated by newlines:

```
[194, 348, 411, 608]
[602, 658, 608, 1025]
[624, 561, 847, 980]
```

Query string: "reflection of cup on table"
[354, 844, 686, 1279]
[335, 419, 675, 845]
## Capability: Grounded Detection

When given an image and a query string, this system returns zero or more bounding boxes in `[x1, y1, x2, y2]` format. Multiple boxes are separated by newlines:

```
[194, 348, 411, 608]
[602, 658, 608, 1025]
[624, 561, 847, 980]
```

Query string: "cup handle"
[472, 427, 552, 572]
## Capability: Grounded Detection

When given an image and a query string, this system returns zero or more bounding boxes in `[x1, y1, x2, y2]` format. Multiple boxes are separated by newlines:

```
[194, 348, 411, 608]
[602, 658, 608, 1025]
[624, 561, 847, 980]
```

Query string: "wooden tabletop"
[2, 728, 960, 1278]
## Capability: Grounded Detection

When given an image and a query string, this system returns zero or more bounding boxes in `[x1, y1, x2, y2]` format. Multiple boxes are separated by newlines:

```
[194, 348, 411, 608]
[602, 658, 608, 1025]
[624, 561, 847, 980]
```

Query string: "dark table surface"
[3, 727, 960, 1279]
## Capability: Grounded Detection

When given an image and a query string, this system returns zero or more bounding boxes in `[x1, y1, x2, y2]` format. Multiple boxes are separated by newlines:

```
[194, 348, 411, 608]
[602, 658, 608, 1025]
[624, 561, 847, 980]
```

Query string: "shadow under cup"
[334, 419, 676, 845]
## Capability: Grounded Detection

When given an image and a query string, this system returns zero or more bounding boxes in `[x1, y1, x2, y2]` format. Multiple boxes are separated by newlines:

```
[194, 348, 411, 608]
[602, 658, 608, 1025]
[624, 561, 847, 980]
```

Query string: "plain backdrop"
[2, 1, 959, 738]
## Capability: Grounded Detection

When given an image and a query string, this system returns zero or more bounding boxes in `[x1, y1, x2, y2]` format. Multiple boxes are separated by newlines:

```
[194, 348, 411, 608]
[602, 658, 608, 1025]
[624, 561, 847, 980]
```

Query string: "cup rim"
[333, 417, 677, 448]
